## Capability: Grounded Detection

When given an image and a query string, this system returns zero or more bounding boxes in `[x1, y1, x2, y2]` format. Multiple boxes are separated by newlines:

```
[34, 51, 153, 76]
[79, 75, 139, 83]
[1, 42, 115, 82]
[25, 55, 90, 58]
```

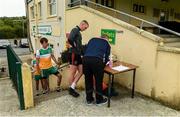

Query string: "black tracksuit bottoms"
[83, 56, 105, 102]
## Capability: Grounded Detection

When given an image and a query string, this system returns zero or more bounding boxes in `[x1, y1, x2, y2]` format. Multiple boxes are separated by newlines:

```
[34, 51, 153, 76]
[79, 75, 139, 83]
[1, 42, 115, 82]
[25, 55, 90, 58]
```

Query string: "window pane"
[49, 0, 56, 16]
[38, 2, 42, 18]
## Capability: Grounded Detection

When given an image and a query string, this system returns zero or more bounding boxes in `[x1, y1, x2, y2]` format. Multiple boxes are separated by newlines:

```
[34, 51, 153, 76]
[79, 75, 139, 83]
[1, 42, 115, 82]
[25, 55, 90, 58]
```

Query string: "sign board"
[33, 25, 52, 35]
[101, 29, 116, 45]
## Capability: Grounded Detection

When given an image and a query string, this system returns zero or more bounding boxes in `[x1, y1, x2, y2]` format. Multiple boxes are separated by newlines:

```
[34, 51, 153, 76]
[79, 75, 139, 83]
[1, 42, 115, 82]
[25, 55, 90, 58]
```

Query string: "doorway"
[159, 9, 169, 22]
[96, 0, 114, 8]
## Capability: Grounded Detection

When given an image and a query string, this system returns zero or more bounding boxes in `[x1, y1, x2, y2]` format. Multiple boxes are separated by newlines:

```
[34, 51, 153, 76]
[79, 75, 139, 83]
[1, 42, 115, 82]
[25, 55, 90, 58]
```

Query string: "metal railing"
[6, 45, 25, 110]
[67, 0, 180, 37]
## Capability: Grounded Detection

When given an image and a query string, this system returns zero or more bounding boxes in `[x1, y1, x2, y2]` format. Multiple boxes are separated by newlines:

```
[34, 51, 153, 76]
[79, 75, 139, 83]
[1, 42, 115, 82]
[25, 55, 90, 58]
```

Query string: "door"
[100, 0, 114, 8]
[159, 9, 169, 22]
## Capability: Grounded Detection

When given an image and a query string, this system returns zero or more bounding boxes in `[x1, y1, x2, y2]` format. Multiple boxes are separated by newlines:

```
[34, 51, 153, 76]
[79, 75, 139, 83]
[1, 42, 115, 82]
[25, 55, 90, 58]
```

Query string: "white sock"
[70, 82, 76, 89]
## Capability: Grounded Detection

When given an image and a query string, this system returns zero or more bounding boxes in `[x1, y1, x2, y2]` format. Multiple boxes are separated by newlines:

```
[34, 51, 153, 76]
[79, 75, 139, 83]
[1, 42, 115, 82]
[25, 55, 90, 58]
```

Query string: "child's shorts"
[34, 75, 42, 81]
[41, 66, 59, 79]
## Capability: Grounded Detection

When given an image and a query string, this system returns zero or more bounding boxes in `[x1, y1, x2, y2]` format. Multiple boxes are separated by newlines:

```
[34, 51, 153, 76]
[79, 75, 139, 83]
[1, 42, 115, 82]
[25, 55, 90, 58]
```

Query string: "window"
[133, 4, 146, 14]
[133, 4, 138, 12]
[170, 8, 174, 17]
[38, 2, 42, 19]
[48, 0, 57, 16]
[30, 6, 35, 19]
[153, 8, 160, 17]
[174, 13, 180, 20]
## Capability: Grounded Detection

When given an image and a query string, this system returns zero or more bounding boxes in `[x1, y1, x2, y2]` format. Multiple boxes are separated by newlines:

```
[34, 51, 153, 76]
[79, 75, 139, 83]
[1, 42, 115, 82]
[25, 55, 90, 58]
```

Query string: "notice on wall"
[101, 29, 116, 45]
[33, 25, 52, 35]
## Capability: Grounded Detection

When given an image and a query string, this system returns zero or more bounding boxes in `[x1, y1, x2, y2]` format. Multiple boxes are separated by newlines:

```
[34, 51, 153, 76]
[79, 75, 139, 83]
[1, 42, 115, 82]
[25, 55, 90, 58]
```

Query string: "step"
[164, 42, 180, 48]
[163, 38, 180, 43]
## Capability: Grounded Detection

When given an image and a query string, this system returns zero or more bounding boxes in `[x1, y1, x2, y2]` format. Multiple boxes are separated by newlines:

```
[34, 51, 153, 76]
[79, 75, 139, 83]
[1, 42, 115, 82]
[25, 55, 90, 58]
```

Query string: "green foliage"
[0, 16, 27, 39]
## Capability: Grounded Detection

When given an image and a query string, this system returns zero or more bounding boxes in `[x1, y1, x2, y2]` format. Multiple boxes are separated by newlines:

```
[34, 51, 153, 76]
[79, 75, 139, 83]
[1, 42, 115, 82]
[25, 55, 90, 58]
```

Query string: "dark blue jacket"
[84, 37, 111, 63]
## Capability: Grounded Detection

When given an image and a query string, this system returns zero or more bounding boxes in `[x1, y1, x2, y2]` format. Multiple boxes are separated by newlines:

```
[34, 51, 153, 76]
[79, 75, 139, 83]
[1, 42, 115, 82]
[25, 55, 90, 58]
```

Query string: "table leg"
[132, 69, 136, 98]
[108, 74, 112, 107]
[111, 75, 114, 88]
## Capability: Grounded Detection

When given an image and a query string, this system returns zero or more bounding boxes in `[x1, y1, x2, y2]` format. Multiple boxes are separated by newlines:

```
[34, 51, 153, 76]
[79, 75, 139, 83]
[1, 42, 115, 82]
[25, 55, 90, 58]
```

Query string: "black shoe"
[103, 88, 119, 97]
[56, 87, 62, 92]
[69, 87, 80, 98]
[86, 98, 95, 106]
[96, 98, 108, 106]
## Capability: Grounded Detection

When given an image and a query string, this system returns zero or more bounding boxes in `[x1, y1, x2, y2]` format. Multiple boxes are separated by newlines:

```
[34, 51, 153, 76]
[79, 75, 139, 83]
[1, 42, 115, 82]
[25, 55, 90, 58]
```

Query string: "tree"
[0, 16, 27, 39]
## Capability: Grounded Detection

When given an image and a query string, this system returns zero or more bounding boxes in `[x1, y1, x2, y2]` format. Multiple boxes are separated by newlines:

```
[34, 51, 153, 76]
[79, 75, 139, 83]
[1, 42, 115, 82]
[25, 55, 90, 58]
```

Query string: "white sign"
[33, 25, 52, 35]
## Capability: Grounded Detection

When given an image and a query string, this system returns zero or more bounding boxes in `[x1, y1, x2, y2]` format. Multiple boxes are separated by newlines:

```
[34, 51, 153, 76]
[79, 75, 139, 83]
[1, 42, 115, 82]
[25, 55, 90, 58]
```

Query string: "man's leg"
[68, 52, 78, 85]
[93, 59, 106, 104]
[72, 64, 83, 87]
[68, 65, 78, 86]
[70, 54, 83, 88]
[83, 58, 94, 102]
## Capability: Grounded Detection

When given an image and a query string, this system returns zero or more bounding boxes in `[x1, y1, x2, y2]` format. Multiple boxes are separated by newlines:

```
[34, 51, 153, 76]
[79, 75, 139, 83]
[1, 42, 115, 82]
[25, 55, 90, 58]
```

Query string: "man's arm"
[105, 44, 111, 64]
[69, 28, 78, 48]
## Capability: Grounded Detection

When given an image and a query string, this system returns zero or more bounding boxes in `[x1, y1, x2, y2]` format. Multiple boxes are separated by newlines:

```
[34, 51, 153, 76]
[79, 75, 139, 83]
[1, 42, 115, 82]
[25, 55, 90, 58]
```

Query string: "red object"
[93, 78, 108, 90]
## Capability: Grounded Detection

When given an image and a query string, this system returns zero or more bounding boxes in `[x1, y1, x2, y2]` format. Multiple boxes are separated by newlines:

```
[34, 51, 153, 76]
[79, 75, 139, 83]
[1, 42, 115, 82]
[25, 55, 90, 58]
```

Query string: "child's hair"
[40, 37, 48, 44]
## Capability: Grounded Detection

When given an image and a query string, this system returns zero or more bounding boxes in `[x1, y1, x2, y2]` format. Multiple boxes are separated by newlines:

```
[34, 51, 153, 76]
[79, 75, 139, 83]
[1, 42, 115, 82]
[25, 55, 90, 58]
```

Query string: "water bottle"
[109, 54, 113, 68]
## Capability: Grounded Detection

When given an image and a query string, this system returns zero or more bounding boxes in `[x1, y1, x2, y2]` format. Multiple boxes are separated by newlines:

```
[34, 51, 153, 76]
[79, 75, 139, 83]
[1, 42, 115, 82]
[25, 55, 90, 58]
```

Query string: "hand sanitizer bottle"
[109, 54, 113, 68]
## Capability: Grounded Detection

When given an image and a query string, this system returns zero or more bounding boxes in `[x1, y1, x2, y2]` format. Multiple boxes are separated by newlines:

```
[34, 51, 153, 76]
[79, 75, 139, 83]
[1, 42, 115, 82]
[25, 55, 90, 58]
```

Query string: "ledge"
[66, 5, 164, 43]
[157, 46, 180, 54]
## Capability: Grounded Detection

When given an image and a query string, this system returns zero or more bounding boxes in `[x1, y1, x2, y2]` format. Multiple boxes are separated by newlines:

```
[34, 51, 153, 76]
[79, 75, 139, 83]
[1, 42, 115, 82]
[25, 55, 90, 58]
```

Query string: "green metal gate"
[6, 45, 25, 110]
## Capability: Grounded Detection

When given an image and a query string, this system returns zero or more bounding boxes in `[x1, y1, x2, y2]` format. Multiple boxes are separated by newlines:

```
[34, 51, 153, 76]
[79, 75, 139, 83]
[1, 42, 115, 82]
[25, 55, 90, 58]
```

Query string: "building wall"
[65, 6, 180, 109]
[27, 0, 180, 108]
[28, 0, 66, 58]
[91, 0, 180, 25]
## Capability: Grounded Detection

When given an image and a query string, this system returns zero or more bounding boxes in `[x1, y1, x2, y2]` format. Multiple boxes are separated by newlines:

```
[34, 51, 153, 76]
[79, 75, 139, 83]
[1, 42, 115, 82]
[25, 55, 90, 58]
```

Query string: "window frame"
[38, 1, 42, 19]
[47, 0, 57, 17]
[30, 6, 35, 19]
[133, 3, 146, 14]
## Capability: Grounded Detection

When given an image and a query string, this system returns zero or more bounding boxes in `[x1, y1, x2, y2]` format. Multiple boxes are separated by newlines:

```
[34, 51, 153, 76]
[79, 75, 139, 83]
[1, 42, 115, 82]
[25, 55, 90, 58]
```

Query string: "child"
[31, 54, 44, 96]
[36, 37, 62, 93]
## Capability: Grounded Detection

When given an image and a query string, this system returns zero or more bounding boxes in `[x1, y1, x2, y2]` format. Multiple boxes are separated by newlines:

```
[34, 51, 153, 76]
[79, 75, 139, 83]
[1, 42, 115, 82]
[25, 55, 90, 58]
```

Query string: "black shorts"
[68, 52, 82, 66]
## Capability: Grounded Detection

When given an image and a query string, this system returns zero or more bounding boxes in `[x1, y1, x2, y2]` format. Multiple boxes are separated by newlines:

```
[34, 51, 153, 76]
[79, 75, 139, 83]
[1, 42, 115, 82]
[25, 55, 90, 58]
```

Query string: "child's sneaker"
[56, 87, 62, 92]
[36, 90, 41, 96]
[43, 89, 49, 94]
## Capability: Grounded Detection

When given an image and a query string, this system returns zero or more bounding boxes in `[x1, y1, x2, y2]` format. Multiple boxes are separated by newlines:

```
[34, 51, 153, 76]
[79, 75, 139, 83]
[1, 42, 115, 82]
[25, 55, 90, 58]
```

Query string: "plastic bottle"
[109, 54, 113, 68]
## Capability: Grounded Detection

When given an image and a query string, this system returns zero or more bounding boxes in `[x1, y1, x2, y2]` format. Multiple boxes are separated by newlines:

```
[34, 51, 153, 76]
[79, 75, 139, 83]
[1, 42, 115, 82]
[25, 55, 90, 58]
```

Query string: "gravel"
[0, 79, 180, 116]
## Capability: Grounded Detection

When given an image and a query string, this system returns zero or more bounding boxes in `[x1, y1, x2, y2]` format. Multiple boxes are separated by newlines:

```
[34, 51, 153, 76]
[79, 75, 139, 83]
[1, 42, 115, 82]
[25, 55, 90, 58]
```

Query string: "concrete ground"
[1, 78, 180, 116]
[0, 47, 30, 57]
[0, 48, 31, 78]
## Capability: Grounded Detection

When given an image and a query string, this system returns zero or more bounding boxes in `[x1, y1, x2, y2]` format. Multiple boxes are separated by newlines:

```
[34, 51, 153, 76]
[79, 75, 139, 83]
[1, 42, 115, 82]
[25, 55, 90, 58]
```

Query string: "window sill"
[30, 19, 35, 21]
[47, 15, 57, 19]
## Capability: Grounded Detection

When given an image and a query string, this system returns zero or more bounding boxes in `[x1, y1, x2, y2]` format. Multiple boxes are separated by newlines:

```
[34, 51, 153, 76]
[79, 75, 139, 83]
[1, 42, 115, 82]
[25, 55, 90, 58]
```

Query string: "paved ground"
[0, 47, 30, 57]
[0, 47, 31, 78]
[0, 79, 180, 116]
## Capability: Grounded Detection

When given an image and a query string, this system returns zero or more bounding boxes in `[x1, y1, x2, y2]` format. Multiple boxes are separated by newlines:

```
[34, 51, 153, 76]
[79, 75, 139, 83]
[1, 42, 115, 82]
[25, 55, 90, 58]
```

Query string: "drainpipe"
[34, 0, 39, 49]
[60, 0, 66, 52]
[24, 0, 34, 52]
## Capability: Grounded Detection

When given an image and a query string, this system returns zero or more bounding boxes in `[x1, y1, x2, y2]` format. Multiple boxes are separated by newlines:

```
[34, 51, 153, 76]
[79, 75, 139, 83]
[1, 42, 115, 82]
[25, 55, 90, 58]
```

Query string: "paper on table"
[112, 65, 129, 71]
